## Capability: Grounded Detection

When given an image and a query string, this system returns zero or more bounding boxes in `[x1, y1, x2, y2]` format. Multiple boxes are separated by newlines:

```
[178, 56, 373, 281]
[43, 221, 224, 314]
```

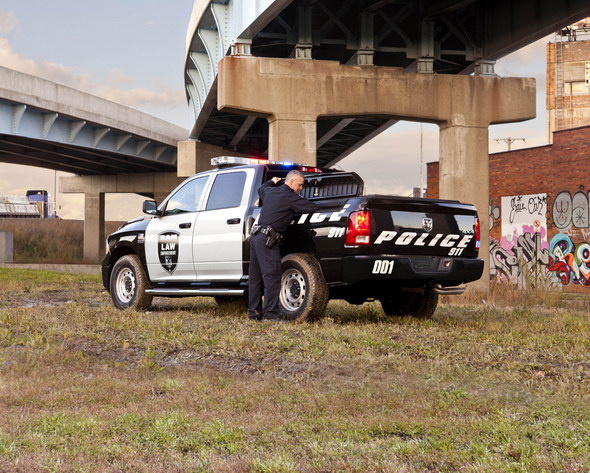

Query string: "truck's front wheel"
[380, 289, 438, 319]
[110, 255, 153, 310]
[279, 253, 328, 321]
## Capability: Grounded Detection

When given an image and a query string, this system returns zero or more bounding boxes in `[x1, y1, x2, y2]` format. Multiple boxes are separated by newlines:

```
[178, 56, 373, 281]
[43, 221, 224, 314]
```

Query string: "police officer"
[248, 169, 319, 321]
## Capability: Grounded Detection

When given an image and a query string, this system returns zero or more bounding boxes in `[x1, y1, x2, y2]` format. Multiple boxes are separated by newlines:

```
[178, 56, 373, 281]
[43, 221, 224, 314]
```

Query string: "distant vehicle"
[0, 195, 40, 218]
[102, 157, 484, 321]
[0, 190, 55, 218]
[26, 190, 52, 218]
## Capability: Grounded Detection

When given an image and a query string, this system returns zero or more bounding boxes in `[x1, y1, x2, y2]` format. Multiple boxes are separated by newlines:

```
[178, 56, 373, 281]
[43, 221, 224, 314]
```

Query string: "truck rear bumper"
[341, 255, 484, 286]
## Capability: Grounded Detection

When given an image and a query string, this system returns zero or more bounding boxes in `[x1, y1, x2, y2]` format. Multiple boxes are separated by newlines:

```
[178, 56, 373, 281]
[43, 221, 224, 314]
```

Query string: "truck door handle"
[227, 218, 241, 225]
[179, 222, 191, 229]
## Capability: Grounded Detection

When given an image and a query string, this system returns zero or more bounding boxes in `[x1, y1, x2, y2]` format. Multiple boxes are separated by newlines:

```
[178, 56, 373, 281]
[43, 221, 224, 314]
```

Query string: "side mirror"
[143, 200, 159, 216]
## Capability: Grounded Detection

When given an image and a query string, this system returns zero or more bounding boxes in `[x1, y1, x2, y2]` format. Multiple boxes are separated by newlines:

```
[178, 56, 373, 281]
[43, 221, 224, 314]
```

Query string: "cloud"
[96, 86, 186, 107]
[107, 67, 134, 85]
[0, 37, 184, 110]
[0, 11, 18, 34]
[0, 37, 95, 90]
[501, 35, 551, 66]
[340, 125, 439, 196]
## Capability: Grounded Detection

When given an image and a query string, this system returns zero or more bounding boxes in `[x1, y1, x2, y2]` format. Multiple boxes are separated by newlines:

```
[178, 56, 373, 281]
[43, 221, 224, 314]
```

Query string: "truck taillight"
[474, 217, 481, 252]
[345, 211, 371, 246]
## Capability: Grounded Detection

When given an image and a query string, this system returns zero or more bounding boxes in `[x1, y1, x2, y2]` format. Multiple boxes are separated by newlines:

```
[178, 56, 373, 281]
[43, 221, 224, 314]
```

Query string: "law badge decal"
[422, 217, 433, 232]
[158, 231, 179, 274]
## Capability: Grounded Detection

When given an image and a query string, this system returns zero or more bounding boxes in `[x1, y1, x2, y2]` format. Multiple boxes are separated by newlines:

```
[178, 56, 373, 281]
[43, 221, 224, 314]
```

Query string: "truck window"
[206, 172, 247, 210]
[165, 176, 208, 215]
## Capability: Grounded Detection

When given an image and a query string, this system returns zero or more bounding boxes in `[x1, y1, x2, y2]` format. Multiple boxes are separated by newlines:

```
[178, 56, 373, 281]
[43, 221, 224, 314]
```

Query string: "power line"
[494, 137, 526, 151]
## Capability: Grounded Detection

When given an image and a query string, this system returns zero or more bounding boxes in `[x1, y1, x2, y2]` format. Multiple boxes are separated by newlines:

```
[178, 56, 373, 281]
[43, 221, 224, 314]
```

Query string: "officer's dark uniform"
[248, 179, 318, 320]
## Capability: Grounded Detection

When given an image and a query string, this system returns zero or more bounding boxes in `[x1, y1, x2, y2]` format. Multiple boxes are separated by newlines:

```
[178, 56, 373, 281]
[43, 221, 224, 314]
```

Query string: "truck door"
[145, 175, 210, 281]
[193, 169, 254, 281]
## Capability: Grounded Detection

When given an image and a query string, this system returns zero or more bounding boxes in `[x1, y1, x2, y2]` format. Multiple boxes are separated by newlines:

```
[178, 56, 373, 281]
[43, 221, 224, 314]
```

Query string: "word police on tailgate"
[374, 230, 474, 257]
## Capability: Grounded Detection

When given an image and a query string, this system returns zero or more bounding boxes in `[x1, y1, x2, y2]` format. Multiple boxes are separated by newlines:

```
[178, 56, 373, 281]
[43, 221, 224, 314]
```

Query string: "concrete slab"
[0, 263, 101, 275]
[0, 232, 13, 264]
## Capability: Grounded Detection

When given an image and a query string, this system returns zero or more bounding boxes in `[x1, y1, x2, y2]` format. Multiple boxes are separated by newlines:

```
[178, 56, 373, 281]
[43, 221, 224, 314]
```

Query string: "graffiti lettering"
[507, 194, 546, 224]
[547, 234, 590, 287]
[527, 195, 545, 217]
[490, 233, 558, 289]
[489, 199, 500, 231]
[509, 196, 526, 224]
[552, 189, 589, 230]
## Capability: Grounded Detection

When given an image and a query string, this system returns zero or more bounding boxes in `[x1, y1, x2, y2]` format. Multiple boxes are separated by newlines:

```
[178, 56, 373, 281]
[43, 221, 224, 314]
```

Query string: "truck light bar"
[211, 156, 322, 173]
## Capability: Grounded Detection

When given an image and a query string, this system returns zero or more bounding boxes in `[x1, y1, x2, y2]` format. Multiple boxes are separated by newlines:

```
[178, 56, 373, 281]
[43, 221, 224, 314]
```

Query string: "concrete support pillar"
[84, 193, 105, 263]
[268, 118, 316, 164]
[61, 172, 187, 264]
[218, 56, 536, 295]
[0, 232, 13, 264]
[177, 140, 250, 177]
[439, 124, 490, 293]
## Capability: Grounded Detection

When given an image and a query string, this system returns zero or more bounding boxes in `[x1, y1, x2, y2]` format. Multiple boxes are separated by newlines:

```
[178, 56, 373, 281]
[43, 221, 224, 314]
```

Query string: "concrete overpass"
[0, 66, 189, 262]
[186, 0, 590, 167]
[0, 67, 185, 173]
[3, 1, 590, 287]
[182, 0, 590, 291]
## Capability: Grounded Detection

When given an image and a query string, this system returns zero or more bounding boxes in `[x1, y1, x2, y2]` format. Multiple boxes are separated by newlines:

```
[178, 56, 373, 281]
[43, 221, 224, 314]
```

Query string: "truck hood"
[111, 217, 151, 237]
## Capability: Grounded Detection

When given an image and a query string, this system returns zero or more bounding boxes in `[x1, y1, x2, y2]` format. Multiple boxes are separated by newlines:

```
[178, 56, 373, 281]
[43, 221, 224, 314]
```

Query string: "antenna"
[494, 137, 526, 151]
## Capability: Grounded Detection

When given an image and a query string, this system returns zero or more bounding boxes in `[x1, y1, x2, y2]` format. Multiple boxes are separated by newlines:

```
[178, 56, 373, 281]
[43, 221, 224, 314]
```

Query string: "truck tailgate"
[368, 196, 479, 259]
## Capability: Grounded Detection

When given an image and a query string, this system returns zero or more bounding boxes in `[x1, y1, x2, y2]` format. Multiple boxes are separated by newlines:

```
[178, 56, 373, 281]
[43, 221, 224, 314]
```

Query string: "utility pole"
[419, 122, 424, 197]
[494, 137, 526, 151]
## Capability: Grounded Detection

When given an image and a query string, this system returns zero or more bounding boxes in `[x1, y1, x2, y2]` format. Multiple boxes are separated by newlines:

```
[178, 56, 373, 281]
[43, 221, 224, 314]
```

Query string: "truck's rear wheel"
[380, 289, 438, 319]
[110, 255, 153, 310]
[279, 253, 328, 321]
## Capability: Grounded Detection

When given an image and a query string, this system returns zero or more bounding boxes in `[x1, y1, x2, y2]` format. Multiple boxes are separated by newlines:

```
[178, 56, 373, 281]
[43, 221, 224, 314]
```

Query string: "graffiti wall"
[552, 189, 589, 230]
[500, 193, 548, 252]
[490, 233, 558, 289]
[547, 234, 590, 287]
[489, 193, 553, 288]
[489, 189, 590, 290]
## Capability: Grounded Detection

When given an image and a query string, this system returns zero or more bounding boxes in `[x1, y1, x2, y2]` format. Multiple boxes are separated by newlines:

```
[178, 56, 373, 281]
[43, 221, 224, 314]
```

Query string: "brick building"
[546, 21, 590, 141]
[427, 125, 590, 291]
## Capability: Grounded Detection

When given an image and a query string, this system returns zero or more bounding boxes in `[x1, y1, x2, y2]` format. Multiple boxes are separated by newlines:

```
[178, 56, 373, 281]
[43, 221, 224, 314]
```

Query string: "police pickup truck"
[102, 156, 483, 321]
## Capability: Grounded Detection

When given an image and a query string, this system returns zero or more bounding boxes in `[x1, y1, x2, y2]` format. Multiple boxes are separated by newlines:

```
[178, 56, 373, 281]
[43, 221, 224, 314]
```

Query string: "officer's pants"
[248, 232, 281, 318]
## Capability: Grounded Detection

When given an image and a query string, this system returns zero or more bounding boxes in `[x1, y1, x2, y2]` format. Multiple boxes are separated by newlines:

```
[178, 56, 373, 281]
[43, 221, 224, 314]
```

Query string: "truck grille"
[411, 256, 438, 272]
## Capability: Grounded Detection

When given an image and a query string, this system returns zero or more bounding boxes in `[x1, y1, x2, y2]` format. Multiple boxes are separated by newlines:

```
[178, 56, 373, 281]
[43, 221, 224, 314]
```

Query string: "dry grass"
[443, 280, 589, 311]
[0, 219, 123, 263]
[1, 267, 590, 472]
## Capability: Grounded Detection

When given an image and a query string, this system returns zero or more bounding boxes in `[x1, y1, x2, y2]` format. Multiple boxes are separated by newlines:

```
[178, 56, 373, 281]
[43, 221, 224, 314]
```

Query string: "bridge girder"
[0, 98, 177, 175]
[186, 0, 590, 167]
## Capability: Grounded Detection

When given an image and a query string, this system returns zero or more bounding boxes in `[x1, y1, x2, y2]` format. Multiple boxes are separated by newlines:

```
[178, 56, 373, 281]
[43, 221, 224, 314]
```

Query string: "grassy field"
[0, 220, 123, 263]
[0, 268, 589, 472]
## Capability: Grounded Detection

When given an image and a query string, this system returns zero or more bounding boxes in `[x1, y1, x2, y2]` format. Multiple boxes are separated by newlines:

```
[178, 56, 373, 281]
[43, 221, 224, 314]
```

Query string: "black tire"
[380, 289, 438, 319]
[215, 296, 247, 311]
[279, 253, 329, 322]
[109, 255, 153, 310]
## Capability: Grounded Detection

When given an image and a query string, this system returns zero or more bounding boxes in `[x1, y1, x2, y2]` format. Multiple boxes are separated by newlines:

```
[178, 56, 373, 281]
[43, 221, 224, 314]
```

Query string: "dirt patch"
[62, 338, 350, 381]
[1, 290, 109, 309]
[161, 349, 336, 379]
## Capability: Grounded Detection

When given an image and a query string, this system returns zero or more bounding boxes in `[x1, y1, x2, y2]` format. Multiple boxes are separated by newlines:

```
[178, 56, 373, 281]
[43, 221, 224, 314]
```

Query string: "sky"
[0, 1, 552, 221]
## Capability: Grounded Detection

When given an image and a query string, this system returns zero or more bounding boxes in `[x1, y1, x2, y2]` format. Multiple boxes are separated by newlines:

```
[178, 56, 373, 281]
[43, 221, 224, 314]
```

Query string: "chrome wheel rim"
[115, 268, 136, 303]
[280, 268, 306, 312]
